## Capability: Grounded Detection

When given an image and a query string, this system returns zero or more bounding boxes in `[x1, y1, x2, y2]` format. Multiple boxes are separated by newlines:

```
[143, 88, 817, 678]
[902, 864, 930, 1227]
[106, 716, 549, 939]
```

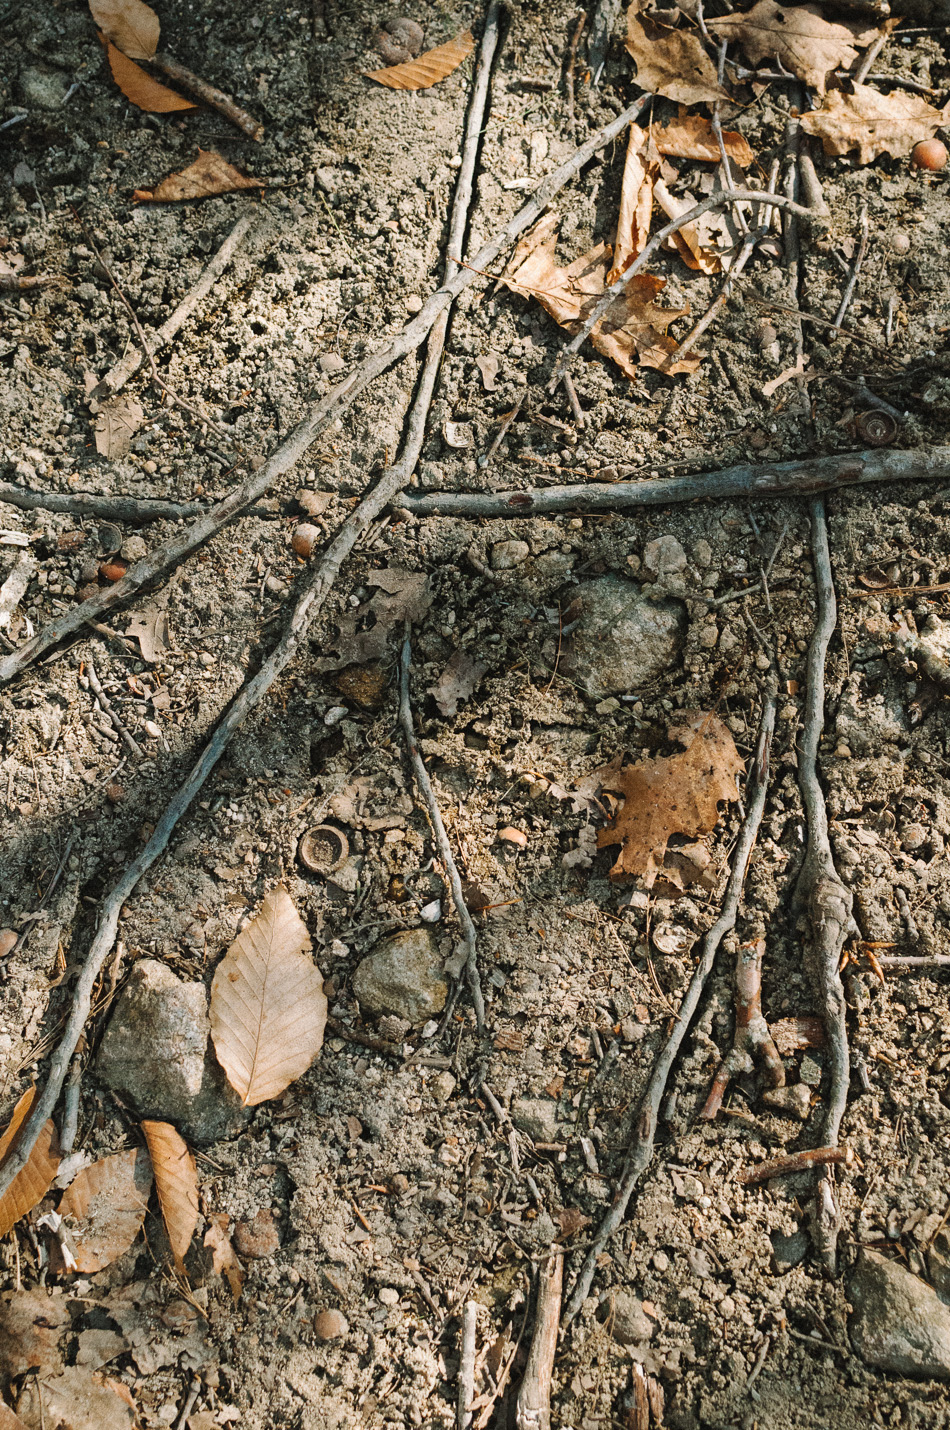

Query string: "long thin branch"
[400, 445, 950, 519]
[399, 635, 485, 1033]
[0, 92, 650, 688]
[562, 688, 776, 1325]
[0, 1, 504, 1198]
[0, 483, 208, 524]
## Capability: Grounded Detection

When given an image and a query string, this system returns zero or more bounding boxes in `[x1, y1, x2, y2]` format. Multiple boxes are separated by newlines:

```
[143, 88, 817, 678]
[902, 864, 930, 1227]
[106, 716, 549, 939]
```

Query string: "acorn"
[291, 523, 320, 559]
[911, 139, 948, 172]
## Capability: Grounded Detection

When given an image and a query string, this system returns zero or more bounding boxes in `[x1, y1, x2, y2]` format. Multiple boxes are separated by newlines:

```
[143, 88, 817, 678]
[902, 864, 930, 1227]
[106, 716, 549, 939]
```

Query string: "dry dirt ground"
[4, 0, 950, 1427]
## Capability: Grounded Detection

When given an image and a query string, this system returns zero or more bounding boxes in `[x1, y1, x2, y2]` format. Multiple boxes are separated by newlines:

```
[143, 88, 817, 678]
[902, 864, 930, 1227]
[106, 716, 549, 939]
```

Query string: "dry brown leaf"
[365, 31, 474, 89]
[430, 650, 488, 718]
[15, 1367, 135, 1430]
[653, 177, 721, 275]
[89, 0, 159, 60]
[133, 149, 266, 202]
[318, 568, 432, 670]
[502, 213, 700, 377]
[0, 1288, 69, 1380]
[100, 35, 196, 112]
[652, 114, 754, 167]
[204, 1213, 246, 1302]
[209, 888, 327, 1107]
[140, 1120, 198, 1270]
[610, 125, 656, 284]
[0, 1088, 60, 1237]
[625, 3, 725, 106]
[708, 0, 879, 94]
[94, 394, 144, 458]
[124, 606, 170, 663]
[596, 713, 744, 885]
[58, 1148, 152, 1273]
[800, 84, 950, 163]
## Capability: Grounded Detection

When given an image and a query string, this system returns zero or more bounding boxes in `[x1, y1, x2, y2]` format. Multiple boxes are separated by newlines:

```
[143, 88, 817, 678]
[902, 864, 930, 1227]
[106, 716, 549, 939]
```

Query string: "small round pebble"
[314, 1309, 349, 1341]
[378, 1287, 400, 1307]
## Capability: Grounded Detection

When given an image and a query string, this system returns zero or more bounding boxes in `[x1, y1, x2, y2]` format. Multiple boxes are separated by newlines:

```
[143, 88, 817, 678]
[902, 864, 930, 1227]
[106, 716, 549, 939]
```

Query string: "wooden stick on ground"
[562, 689, 777, 1325]
[516, 1249, 563, 1430]
[0, 91, 651, 688]
[0, 483, 209, 524]
[0, 0, 505, 1199]
[399, 445, 950, 519]
[457, 1301, 479, 1430]
[151, 53, 263, 139]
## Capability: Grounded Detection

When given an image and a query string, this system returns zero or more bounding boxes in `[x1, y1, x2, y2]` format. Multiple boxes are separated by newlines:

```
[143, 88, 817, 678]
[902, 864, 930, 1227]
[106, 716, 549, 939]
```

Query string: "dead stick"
[458, 1301, 479, 1430]
[516, 1250, 563, 1430]
[86, 658, 143, 761]
[564, 11, 586, 132]
[739, 1145, 853, 1186]
[794, 497, 856, 1277]
[562, 689, 776, 1325]
[878, 955, 950, 968]
[0, 0, 506, 1194]
[400, 445, 950, 519]
[151, 52, 263, 139]
[93, 212, 259, 400]
[831, 204, 868, 337]
[399, 635, 485, 1033]
[0, 91, 650, 688]
[0, 483, 208, 524]
[700, 934, 785, 1120]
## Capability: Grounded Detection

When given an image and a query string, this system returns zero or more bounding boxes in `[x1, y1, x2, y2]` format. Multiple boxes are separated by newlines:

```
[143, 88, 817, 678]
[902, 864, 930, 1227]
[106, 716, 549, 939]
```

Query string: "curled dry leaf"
[88, 0, 159, 60]
[100, 35, 196, 112]
[596, 712, 745, 885]
[653, 177, 721, 275]
[800, 84, 950, 164]
[15, 1366, 135, 1430]
[501, 213, 700, 377]
[708, 0, 880, 94]
[209, 887, 327, 1106]
[140, 1120, 198, 1270]
[625, 2, 725, 106]
[204, 1213, 246, 1302]
[652, 114, 753, 167]
[365, 31, 474, 90]
[0, 1088, 61, 1238]
[317, 567, 432, 670]
[58, 1148, 153, 1273]
[610, 124, 657, 283]
[133, 149, 266, 202]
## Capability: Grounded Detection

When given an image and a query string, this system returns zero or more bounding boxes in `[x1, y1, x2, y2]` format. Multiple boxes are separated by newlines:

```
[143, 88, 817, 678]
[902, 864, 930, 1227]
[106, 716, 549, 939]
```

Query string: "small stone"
[353, 928, 447, 1026]
[234, 1209, 280, 1260]
[561, 577, 685, 700]
[600, 1289, 656, 1346]
[264, 575, 288, 596]
[595, 697, 620, 715]
[643, 535, 687, 578]
[319, 352, 346, 374]
[122, 535, 148, 563]
[799, 1054, 823, 1088]
[770, 1227, 809, 1273]
[378, 1287, 400, 1307]
[510, 1097, 559, 1143]
[296, 489, 333, 517]
[849, 1248, 950, 1376]
[19, 65, 70, 109]
[313, 1309, 349, 1341]
[762, 1082, 812, 1121]
[391, 1173, 410, 1194]
[198, 651, 215, 667]
[405, 294, 423, 314]
[491, 539, 530, 571]
[430, 1071, 456, 1102]
[699, 624, 719, 649]
[835, 743, 852, 759]
[889, 232, 911, 254]
[652, 1250, 670, 1273]
[692, 539, 713, 568]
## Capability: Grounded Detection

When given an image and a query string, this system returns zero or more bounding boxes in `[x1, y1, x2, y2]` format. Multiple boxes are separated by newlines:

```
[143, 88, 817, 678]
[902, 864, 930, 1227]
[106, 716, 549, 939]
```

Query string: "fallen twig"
[739, 1145, 853, 1186]
[86, 658, 143, 761]
[93, 211, 259, 401]
[564, 10, 586, 132]
[399, 636, 485, 1033]
[562, 689, 777, 1325]
[151, 52, 263, 139]
[458, 1300, 479, 1430]
[878, 954, 950, 969]
[516, 1249, 563, 1430]
[400, 445, 950, 519]
[0, 91, 650, 687]
[700, 935, 785, 1119]
[831, 204, 868, 337]
[0, 482, 208, 524]
[794, 497, 857, 1277]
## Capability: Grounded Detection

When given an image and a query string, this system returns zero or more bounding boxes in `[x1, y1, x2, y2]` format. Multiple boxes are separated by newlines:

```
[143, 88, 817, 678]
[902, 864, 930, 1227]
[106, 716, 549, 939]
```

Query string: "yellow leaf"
[100, 34, 195, 112]
[708, 0, 881, 95]
[133, 148, 266, 202]
[365, 31, 474, 90]
[58, 1149, 152, 1273]
[0, 1089, 60, 1237]
[209, 888, 327, 1106]
[204, 1213, 246, 1302]
[625, 2, 725, 106]
[140, 1121, 198, 1270]
[800, 85, 950, 164]
[88, 0, 160, 60]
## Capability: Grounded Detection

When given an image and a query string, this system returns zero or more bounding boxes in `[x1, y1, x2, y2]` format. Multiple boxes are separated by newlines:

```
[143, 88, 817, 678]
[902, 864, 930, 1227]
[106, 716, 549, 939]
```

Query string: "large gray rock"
[849, 1248, 950, 1377]
[353, 929, 447, 1026]
[560, 576, 685, 700]
[97, 959, 249, 1144]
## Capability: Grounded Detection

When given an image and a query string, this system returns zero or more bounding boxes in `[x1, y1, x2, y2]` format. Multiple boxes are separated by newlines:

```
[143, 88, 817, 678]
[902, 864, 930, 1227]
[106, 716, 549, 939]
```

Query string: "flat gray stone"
[643, 534, 687, 578]
[491, 539, 530, 571]
[510, 1097, 559, 1143]
[560, 576, 685, 700]
[352, 928, 447, 1026]
[770, 1227, 808, 1273]
[96, 959, 250, 1145]
[849, 1248, 950, 1377]
[600, 1289, 656, 1346]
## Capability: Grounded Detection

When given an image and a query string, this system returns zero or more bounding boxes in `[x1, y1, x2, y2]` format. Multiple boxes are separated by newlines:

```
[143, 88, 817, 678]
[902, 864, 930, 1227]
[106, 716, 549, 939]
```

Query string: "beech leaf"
[625, 3, 726, 106]
[365, 31, 475, 89]
[134, 149, 266, 202]
[708, 0, 880, 95]
[88, 0, 160, 60]
[204, 1213, 246, 1302]
[596, 712, 745, 885]
[800, 85, 950, 164]
[209, 887, 327, 1107]
[58, 1148, 152, 1273]
[99, 35, 196, 112]
[140, 1120, 198, 1270]
[0, 1088, 60, 1237]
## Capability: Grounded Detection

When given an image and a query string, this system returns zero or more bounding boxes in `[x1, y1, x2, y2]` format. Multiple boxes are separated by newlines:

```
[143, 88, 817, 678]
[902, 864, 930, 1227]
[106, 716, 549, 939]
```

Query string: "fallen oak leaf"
[209, 887, 327, 1106]
[430, 649, 488, 718]
[653, 177, 721, 275]
[124, 605, 170, 663]
[365, 31, 475, 89]
[204, 1213, 246, 1302]
[0, 1088, 60, 1237]
[625, 2, 726, 106]
[89, 0, 159, 60]
[99, 34, 196, 113]
[652, 114, 754, 168]
[58, 1148, 152, 1273]
[133, 149, 266, 202]
[140, 1120, 198, 1270]
[800, 84, 950, 163]
[708, 0, 880, 95]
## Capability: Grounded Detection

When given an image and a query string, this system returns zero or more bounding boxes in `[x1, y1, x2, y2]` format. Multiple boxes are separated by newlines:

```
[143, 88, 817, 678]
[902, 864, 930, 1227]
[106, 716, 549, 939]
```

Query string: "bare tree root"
[399, 445, 950, 520]
[0, 90, 650, 688]
[700, 934, 785, 1119]
[561, 688, 777, 1326]
[794, 496, 857, 1277]
[516, 1249, 563, 1430]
